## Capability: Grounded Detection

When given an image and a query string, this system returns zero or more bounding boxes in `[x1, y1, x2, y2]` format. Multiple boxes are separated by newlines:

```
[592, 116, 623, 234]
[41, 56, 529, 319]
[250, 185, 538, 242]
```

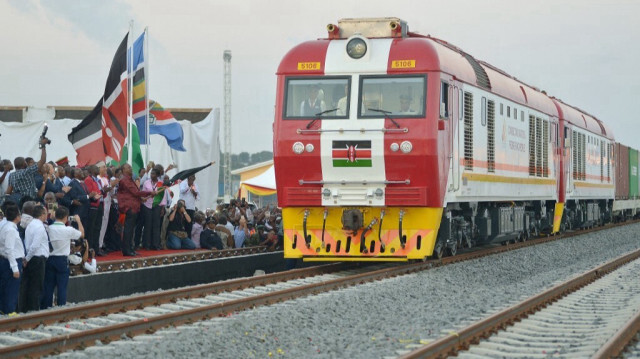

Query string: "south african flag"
[332, 140, 372, 167]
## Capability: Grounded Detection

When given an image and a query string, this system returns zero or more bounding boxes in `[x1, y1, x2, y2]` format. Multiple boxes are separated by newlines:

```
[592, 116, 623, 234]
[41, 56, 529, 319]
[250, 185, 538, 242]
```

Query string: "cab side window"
[440, 81, 450, 118]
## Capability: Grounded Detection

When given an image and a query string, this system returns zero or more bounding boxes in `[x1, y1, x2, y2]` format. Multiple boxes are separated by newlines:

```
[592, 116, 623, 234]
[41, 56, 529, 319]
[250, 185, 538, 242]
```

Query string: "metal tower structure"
[223, 50, 232, 200]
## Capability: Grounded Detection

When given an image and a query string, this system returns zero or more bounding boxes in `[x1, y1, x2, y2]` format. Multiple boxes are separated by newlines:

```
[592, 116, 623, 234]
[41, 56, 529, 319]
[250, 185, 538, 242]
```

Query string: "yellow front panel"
[283, 207, 443, 261]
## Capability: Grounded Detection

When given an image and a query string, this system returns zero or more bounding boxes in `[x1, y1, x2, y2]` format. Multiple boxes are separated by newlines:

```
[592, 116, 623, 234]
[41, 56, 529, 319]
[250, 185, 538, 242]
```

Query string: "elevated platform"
[67, 251, 293, 303]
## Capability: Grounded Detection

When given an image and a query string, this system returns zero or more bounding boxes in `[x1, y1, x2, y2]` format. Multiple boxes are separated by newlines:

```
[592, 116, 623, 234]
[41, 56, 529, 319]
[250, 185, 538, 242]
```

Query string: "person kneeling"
[200, 218, 224, 250]
[166, 200, 195, 250]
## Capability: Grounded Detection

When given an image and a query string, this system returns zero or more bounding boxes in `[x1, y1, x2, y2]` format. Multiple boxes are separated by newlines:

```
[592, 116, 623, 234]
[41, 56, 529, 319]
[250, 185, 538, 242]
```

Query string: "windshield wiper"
[367, 108, 400, 128]
[306, 108, 338, 129]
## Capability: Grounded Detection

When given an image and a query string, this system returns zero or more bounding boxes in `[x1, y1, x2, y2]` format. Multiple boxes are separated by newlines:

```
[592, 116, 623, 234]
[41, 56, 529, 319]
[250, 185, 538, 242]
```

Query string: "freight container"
[632, 148, 640, 198]
[615, 143, 629, 199]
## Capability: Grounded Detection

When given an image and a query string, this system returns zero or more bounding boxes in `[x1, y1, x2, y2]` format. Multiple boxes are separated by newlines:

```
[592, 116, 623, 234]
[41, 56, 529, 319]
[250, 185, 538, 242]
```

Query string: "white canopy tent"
[240, 165, 276, 192]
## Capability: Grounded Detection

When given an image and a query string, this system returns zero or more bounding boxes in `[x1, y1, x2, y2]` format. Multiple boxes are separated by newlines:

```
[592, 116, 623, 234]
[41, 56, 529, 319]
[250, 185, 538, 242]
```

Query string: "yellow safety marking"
[391, 60, 416, 68]
[553, 202, 564, 233]
[297, 62, 321, 71]
[303, 257, 408, 262]
[463, 173, 556, 186]
[574, 181, 615, 188]
[283, 207, 443, 260]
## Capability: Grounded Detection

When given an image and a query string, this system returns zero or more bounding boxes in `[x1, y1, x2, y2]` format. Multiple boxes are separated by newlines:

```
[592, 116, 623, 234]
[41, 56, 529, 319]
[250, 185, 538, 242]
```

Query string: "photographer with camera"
[5, 127, 50, 203]
[167, 199, 196, 250]
[40, 205, 83, 309]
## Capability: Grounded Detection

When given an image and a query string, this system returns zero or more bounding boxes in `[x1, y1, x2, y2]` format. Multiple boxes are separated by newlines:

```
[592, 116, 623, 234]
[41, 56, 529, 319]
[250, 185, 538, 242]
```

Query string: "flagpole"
[144, 26, 150, 165]
[128, 20, 134, 168]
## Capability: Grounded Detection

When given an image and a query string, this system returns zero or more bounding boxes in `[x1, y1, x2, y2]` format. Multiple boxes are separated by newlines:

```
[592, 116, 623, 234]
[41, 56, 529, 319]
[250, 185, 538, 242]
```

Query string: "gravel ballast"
[55, 223, 640, 359]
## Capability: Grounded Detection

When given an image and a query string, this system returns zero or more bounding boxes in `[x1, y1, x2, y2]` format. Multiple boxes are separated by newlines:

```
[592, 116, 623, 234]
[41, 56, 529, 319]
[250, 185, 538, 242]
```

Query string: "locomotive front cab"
[274, 18, 448, 261]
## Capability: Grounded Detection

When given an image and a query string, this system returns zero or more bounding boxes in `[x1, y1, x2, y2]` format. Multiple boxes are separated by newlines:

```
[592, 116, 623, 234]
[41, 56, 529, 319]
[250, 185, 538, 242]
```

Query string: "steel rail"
[0, 262, 351, 333]
[592, 305, 640, 358]
[397, 248, 640, 359]
[2, 219, 637, 357]
[0, 261, 431, 358]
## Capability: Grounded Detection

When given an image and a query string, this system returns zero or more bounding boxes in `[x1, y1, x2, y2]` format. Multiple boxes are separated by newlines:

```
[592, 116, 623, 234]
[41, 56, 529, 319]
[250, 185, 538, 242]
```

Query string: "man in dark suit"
[84, 165, 104, 255]
[66, 168, 93, 227]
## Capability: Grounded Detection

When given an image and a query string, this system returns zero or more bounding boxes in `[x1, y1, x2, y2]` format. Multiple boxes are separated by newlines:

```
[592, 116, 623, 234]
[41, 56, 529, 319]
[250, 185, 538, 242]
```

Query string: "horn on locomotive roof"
[327, 23, 340, 39]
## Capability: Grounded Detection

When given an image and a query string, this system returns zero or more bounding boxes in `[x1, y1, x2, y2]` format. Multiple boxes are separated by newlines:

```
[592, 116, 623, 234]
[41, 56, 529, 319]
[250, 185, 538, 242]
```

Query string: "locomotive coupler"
[360, 217, 378, 253]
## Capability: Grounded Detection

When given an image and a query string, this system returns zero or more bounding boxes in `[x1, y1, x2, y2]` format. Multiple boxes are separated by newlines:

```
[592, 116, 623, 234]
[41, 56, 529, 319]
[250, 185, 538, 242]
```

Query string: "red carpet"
[97, 248, 210, 262]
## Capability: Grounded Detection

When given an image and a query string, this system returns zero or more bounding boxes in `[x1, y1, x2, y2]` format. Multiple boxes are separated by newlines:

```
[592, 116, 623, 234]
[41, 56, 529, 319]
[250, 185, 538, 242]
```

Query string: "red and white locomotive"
[273, 17, 637, 262]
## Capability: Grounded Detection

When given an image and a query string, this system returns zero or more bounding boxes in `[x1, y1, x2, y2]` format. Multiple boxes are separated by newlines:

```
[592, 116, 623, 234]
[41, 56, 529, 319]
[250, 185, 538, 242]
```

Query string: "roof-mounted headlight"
[346, 37, 367, 59]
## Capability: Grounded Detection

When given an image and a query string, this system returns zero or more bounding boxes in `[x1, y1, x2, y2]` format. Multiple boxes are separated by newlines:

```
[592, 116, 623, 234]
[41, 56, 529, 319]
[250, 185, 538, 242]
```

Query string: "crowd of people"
[0, 138, 283, 315]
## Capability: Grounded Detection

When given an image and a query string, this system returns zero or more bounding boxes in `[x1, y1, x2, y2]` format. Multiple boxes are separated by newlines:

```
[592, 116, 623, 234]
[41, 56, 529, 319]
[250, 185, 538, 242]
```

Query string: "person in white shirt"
[40, 206, 83, 309]
[20, 205, 48, 312]
[300, 85, 326, 116]
[0, 160, 14, 196]
[179, 175, 199, 235]
[0, 201, 24, 314]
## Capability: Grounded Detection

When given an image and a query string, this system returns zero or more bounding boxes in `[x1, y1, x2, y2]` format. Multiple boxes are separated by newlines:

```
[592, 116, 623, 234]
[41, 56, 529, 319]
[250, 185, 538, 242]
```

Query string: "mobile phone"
[47, 203, 53, 210]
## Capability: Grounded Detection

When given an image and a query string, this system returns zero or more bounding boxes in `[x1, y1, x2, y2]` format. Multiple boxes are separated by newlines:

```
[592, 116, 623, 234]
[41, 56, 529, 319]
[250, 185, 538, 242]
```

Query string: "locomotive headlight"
[400, 140, 413, 153]
[292, 142, 304, 154]
[374, 188, 384, 198]
[390, 142, 399, 152]
[346, 37, 367, 59]
[322, 188, 331, 197]
[305, 143, 315, 153]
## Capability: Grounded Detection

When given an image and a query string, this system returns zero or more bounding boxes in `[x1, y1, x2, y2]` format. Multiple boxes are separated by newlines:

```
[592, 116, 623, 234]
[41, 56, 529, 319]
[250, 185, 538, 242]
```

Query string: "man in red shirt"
[117, 164, 155, 256]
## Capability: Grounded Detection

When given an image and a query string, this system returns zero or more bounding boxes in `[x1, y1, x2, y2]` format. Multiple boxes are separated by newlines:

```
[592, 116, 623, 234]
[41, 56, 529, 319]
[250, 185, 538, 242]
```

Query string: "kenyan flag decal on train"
[332, 140, 372, 167]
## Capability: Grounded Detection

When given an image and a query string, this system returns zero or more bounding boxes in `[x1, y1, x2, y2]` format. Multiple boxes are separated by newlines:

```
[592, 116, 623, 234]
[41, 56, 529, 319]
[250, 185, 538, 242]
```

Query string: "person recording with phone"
[40, 205, 83, 309]
[5, 127, 50, 204]
[43, 192, 58, 225]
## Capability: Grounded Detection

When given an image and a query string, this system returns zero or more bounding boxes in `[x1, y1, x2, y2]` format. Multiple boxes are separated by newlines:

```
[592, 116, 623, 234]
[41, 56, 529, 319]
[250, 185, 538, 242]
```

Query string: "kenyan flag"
[332, 140, 372, 167]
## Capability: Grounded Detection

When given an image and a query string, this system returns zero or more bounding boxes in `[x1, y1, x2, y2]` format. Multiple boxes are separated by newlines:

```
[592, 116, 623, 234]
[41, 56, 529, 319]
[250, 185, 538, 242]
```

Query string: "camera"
[39, 124, 51, 149]
[68, 216, 76, 223]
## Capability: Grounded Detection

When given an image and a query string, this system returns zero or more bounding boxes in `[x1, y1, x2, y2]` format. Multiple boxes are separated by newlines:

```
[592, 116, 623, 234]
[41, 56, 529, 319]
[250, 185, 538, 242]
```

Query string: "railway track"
[1, 220, 636, 358]
[398, 248, 640, 359]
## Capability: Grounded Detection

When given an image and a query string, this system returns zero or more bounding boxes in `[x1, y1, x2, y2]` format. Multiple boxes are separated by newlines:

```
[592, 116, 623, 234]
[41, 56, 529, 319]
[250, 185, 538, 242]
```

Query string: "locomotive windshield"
[283, 77, 351, 119]
[358, 75, 426, 118]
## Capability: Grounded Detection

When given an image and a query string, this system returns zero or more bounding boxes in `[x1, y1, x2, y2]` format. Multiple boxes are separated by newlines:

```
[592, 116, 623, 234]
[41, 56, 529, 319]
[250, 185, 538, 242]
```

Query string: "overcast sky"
[1, 0, 639, 153]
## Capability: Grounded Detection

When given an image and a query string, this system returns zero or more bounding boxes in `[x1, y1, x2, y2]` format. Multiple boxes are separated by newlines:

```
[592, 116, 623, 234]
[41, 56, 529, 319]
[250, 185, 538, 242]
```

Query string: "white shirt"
[224, 222, 234, 234]
[0, 170, 13, 194]
[47, 221, 81, 256]
[20, 214, 33, 230]
[25, 219, 49, 261]
[0, 219, 23, 272]
[179, 181, 199, 210]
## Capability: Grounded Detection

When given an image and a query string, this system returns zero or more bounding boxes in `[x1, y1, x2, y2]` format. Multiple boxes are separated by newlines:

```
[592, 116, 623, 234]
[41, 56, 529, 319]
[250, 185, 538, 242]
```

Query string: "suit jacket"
[67, 179, 89, 219]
